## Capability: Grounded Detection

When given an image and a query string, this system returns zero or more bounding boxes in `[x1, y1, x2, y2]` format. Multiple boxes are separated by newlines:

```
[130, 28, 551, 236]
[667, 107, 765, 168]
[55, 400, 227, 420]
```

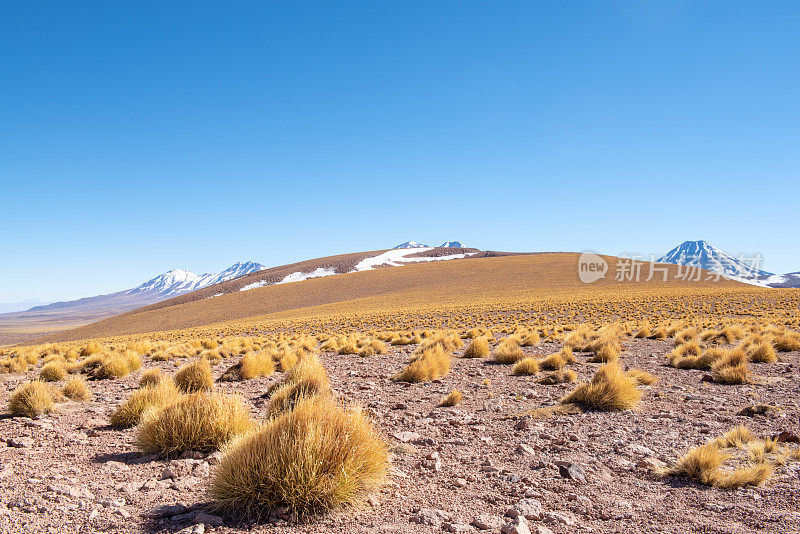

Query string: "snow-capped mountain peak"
[392, 241, 430, 249]
[439, 241, 466, 248]
[657, 240, 771, 279]
[127, 261, 266, 297]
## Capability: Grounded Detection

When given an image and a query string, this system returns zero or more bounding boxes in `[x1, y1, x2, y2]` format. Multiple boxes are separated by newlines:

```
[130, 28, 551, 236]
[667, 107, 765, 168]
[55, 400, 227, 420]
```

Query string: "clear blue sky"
[2, 1, 799, 302]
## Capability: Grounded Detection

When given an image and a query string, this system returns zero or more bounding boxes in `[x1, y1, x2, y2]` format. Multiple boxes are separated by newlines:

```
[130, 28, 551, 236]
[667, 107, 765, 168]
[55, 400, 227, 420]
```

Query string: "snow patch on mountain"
[439, 241, 466, 248]
[277, 267, 338, 285]
[657, 240, 771, 279]
[393, 241, 429, 249]
[355, 248, 474, 271]
[128, 261, 266, 297]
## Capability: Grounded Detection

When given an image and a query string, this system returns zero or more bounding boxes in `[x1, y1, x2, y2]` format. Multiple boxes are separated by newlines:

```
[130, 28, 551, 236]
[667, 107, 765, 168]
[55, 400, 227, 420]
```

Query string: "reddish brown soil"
[1, 338, 798, 533]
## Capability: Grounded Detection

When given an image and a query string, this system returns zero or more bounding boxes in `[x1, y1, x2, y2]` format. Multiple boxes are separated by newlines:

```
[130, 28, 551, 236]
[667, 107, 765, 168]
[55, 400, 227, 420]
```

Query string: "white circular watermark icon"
[578, 252, 608, 283]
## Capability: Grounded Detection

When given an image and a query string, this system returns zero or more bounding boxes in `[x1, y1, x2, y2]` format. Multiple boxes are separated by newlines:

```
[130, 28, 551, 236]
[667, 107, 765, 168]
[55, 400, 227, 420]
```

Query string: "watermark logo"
[578, 252, 608, 283]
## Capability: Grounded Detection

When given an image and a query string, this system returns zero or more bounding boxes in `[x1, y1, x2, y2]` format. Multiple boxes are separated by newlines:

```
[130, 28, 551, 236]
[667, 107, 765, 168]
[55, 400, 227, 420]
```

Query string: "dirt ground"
[1, 338, 798, 534]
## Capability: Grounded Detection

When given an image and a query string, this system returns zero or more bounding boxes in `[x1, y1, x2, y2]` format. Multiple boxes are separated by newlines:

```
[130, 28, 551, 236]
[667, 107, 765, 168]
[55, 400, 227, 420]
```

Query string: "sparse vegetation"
[561, 362, 641, 411]
[208, 395, 388, 517]
[174, 358, 214, 392]
[9, 381, 56, 418]
[136, 392, 252, 455]
[438, 389, 463, 407]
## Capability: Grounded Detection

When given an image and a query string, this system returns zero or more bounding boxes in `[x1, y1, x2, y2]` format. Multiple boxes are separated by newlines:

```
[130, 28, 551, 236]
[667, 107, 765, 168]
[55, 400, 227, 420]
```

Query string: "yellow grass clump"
[240, 351, 276, 380]
[661, 426, 781, 489]
[493, 338, 525, 364]
[512, 357, 541, 376]
[39, 361, 67, 382]
[138, 368, 163, 387]
[711, 349, 749, 384]
[174, 358, 214, 392]
[561, 362, 641, 411]
[110, 379, 181, 428]
[9, 381, 56, 418]
[266, 355, 332, 416]
[438, 389, 463, 407]
[393, 345, 451, 383]
[136, 392, 252, 455]
[626, 369, 658, 386]
[62, 377, 91, 401]
[208, 395, 388, 517]
[462, 337, 490, 358]
[539, 347, 575, 371]
[538, 369, 577, 384]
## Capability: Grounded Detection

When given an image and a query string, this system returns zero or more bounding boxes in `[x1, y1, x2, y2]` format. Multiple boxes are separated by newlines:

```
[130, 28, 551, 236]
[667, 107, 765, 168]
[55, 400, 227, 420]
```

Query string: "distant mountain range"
[656, 240, 798, 288]
[393, 241, 467, 249]
[0, 299, 49, 314]
[0, 244, 479, 342]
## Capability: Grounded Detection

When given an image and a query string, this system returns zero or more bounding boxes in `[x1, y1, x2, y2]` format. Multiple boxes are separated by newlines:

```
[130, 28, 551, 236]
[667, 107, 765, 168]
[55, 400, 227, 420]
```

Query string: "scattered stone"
[393, 431, 422, 443]
[7, 437, 34, 448]
[443, 522, 474, 533]
[558, 463, 586, 483]
[543, 511, 576, 526]
[206, 451, 224, 465]
[506, 498, 543, 520]
[775, 430, 799, 443]
[410, 508, 451, 526]
[194, 512, 224, 527]
[515, 444, 536, 456]
[501, 516, 531, 534]
[471, 514, 505, 530]
[144, 503, 188, 518]
[737, 405, 778, 417]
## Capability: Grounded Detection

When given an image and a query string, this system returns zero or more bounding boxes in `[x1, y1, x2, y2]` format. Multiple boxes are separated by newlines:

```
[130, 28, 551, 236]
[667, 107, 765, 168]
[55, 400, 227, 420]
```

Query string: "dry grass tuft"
[39, 361, 67, 382]
[561, 362, 641, 411]
[662, 426, 781, 489]
[438, 389, 463, 407]
[174, 359, 214, 392]
[539, 347, 575, 371]
[136, 392, 252, 455]
[62, 377, 91, 401]
[110, 379, 181, 428]
[393, 345, 451, 383]
[512, 357, 540, 376]
[138, 368, 163, 387]
[493, 338, 525, 364]
[208, 395, 388, 517]
[538, 369, 577, 384]
[711, 349, 749, 384]
[240, 351, 276, 380]
[9, 381, 57, 418]
[462, 337, 490, 358]
[626, 369, 658, 386]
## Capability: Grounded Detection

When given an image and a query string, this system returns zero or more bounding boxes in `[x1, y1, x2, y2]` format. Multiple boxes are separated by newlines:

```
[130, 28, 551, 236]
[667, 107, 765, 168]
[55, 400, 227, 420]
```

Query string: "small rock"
[558, 463, 586, 483]
[194, 512, 224, 527]
[144, 503, 188, 518]
[471, 514, 505, 530]
[543, 511, 576, 526]
[501, 516, 531, 534]
[206, 451, 224, 465]
[443, 522, 474, 533]
[410, 508, 451, 526]
[392, 431, 422, 443]
[515, 444, 536, 456]
[506, 498, 543, 520]
[7, 437, 34, 448]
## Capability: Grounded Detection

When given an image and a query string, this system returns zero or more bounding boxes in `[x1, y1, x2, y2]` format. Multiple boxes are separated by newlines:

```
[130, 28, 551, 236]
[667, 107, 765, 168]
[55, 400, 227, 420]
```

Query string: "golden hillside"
[41, 253, 797, 343]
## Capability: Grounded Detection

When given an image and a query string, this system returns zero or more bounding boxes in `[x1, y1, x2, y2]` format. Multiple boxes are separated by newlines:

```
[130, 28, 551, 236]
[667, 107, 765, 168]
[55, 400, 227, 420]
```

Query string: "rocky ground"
[0, 337, 798, 534]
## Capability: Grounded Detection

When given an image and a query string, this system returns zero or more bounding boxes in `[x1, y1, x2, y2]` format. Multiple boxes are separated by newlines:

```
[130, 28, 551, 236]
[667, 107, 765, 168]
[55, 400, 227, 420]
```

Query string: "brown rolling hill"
[40, 252, 772, 343]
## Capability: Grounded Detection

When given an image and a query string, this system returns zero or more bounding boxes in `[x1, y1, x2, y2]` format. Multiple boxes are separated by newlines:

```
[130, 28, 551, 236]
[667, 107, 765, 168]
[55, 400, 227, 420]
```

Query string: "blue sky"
[2, 1, 799, 302]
